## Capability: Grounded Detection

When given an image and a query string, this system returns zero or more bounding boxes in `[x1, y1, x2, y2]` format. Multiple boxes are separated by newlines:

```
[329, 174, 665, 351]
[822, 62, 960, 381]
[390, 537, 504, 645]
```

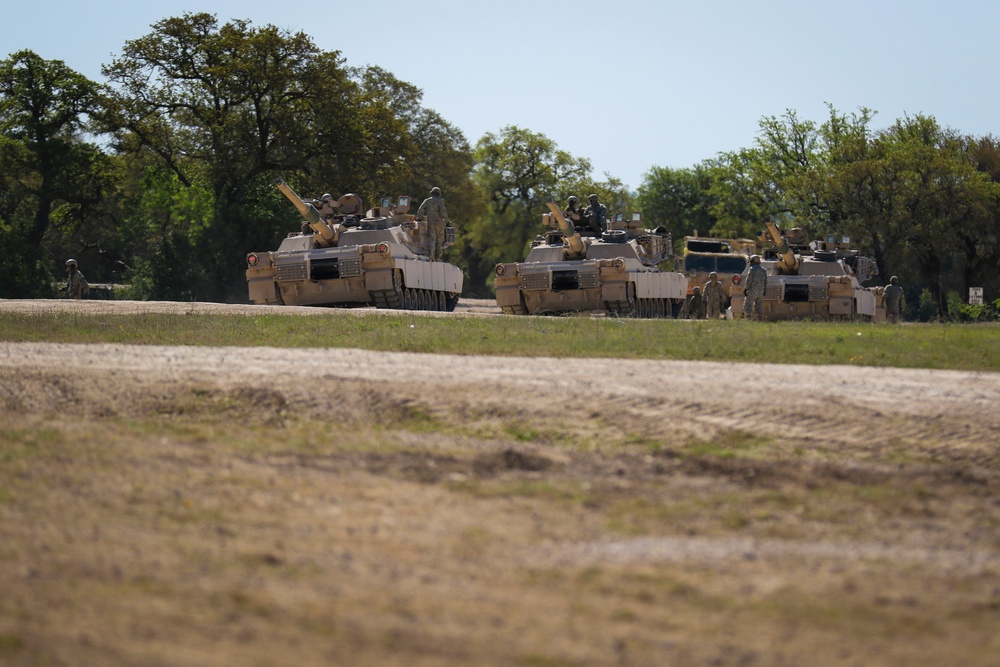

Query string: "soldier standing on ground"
[416, 187, 449, 261]
[743, 255, 767, 320]
[703, 271, 724, 319]
[883, 275, 905, 324]
[65, 259, 89, 299]
[583, 193, 607, 235]
[687, 285, 705, 319]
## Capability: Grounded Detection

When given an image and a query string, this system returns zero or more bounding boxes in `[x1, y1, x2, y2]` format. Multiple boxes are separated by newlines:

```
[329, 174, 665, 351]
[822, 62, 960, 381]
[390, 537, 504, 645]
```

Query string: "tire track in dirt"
[2, 341, 999, 456]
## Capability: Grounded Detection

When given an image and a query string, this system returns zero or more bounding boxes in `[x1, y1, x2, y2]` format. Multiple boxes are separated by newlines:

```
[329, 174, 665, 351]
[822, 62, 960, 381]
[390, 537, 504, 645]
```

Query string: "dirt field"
[1, 300, 999, 666]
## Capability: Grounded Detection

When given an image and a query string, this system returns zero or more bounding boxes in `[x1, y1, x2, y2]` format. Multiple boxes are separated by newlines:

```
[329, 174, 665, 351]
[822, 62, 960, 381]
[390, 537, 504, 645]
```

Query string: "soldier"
[703, 271, 725, 319]
[65, 259, 89, 299]
[583, 193, 607, 235]
[563, 196, 584, 228]
[315, 193, 338, 220]
[743, 255, 767, 320]
[416, 186, 449, 260]
[883, 275, 905, 324]
[687, 285, 705, 319]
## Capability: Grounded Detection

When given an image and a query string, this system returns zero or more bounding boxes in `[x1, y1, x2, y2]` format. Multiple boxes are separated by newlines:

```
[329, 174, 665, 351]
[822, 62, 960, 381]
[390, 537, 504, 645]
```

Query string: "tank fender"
[601, 281, 628, 302]
[366, 267, 394, 291]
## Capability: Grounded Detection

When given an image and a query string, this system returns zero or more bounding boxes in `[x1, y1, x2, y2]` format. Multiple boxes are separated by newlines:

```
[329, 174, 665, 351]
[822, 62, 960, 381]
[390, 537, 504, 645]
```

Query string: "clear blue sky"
[4, 0, 998, 189]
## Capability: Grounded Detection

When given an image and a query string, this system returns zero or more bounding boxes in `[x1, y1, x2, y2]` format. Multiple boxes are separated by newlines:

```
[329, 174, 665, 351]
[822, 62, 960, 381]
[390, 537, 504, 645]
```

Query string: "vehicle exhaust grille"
[338, 257, 362, 277]
[276, 263, 307, 281]
[521, 273, 550, 291]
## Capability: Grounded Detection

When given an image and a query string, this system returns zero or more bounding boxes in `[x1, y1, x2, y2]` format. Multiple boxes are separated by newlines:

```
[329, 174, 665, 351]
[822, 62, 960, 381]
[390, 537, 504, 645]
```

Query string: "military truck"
[729, 218, 885, 321]
[494, 202, 687, 317]
[677, 234, 757, 314]
[246, 178, 463, 310]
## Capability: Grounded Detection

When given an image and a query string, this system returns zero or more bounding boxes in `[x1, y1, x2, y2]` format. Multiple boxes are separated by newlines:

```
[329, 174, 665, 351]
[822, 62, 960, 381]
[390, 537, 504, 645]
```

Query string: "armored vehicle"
[494, 202, 687, 317]
[246, 178, 463, 310]
[677, 234, 757, 312]
[729, 218, 885, 321]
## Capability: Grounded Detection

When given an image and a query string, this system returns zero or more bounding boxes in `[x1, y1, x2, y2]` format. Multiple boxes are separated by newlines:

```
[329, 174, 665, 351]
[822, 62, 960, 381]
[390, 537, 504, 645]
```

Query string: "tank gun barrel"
[545, 201, 585, 256]
[761, 217, 798, 274]
[275, 177, 337, 245]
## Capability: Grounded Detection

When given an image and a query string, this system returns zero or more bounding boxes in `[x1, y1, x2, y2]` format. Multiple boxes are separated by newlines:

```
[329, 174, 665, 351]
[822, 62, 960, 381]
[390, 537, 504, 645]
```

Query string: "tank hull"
[495, 258, 687, 317]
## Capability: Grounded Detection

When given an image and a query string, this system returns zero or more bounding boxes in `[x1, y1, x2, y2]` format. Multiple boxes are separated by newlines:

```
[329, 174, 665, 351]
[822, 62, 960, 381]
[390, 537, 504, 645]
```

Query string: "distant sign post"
[969, 287, 984, 305]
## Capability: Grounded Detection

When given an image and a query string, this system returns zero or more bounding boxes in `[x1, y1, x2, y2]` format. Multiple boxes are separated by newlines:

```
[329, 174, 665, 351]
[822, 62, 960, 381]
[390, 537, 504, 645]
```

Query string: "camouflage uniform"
[883, 276, 905, 324]
[583, 194, 607, 235]
[703, 273, 725, 319]
[417, 187, 449, 261]
[563, 196, 584, 229]
[65, 260, 89, 299]
[687, 286, 705, 319]
[743, 256, 767, 320]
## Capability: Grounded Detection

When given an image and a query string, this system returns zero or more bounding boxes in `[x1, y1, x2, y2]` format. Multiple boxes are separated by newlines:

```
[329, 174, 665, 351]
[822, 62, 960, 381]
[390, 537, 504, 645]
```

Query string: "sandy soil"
[1, 299, 999, 666]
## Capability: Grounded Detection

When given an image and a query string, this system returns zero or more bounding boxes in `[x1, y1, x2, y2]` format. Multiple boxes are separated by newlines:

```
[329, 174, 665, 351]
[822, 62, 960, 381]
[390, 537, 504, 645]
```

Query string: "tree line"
[3, 14, 998, 319]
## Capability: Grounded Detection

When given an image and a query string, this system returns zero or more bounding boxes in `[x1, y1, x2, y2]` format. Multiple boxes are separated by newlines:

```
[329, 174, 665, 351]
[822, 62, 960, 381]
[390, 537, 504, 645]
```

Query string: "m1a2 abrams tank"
[729, 218, 885, 322]
[493, 202, 687, 317]
[246, 178, 463, 311]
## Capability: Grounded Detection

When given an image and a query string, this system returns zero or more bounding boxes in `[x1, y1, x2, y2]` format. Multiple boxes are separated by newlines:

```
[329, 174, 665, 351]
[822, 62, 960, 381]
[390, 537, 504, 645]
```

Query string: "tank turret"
[758, 217, 798, 274]
[543, 201, 585, 257]
[275, 177, 338, 247]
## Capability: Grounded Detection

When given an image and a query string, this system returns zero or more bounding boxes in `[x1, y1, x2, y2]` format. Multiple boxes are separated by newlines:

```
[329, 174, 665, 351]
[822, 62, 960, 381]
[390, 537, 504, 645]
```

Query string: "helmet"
[890, 275, 898, 285]
[709, 272, 718, 279]
[588, 193, 599, 201]
[430, 187, 441, 195]
[65, 259, 77, 268]
[693, 286, 701, 293]
[320, 193, 333, 201]
[750, 255, 761, 264]
[568, 195, 578, 203]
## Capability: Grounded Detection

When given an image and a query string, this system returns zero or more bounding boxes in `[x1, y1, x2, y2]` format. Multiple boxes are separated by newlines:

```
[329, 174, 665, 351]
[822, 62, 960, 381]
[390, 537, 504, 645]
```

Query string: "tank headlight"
[612, 258, 625, 269]
[495, 264, 506, 276]
[247, 253, 259, 267]
[377, 242, 390, 255]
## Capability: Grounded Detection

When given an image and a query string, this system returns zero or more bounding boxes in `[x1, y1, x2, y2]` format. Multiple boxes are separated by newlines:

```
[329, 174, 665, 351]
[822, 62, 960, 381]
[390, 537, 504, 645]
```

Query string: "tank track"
[370, 284, 458, 312]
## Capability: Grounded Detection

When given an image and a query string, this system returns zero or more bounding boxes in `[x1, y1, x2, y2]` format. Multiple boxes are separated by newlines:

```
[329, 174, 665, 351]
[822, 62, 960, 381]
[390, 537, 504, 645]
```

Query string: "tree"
[101, 13, 363, 300]
[456, 126, 592, 296]
[0, 50, 111, 297]
[636, 163, 718, 245]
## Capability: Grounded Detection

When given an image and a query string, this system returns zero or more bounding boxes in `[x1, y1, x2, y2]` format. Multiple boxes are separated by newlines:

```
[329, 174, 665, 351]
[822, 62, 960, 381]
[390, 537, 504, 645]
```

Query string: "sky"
[4, 0, 999, 190]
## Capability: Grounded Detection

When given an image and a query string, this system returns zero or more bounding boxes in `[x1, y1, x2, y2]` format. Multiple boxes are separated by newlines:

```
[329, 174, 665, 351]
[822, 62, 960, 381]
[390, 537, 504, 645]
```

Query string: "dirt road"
[2, 299, 999, 666]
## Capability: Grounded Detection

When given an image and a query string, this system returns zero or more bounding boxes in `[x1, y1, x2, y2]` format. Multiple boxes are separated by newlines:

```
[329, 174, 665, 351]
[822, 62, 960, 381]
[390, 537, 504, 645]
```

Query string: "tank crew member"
[417, 186, 449, 261]
[315, 193, 338, 220]
[563, 196, 584, 228]
[883, 275, 905, 324]
[687, 285, 705, 319]
[743, 255, 767, 320]
[583, 193, 607, 235]
[703, 271, 724, 319]
[65, 259, 89, 299]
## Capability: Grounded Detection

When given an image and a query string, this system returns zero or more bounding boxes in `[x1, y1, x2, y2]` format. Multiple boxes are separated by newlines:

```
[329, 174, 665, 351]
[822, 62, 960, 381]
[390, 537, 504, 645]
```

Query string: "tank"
[246, 178, 463, 310]
[729, 218, 886, 322]
[493, 202, 687, 316]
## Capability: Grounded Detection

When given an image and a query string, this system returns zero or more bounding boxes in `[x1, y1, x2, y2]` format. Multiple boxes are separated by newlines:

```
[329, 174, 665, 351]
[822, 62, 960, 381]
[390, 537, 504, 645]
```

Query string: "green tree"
[0, 50, 111, 297]
[636, 163, 718, 244]
[101, 13, 363, 300]
[456, 126, 592, 296]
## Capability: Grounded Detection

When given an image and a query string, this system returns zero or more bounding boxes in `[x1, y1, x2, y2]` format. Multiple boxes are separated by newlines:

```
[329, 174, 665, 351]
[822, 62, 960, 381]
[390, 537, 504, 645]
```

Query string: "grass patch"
[2, 312, 999, 371]
[678, 430, 779, 459]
